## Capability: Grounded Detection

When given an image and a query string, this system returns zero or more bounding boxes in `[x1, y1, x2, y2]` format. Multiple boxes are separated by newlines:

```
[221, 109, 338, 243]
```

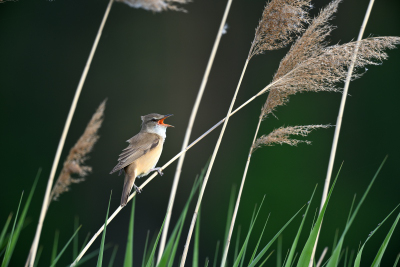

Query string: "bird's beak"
[158, 114, 174, 127]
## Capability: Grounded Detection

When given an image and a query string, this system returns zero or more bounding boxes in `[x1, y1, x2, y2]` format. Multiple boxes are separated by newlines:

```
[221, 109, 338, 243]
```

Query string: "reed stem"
[220, 116, 262, 266]
[157, 0, 233, 262]
[27, 1, 114, 266]
[309, 0, 375, 265]
[180, 58, 250, 267]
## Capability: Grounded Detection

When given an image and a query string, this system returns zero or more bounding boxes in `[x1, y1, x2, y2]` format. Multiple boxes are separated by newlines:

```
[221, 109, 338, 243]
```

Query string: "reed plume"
[252, 125, 331, 150]
[50, 100, 106, 201]
[116, 0, 190, 12]
[262, 0, 400, 118]
[249, 0, 311, 58]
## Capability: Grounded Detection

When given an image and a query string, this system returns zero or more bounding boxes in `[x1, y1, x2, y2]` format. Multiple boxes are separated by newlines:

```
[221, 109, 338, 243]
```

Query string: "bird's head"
[141, 113, 174, 134]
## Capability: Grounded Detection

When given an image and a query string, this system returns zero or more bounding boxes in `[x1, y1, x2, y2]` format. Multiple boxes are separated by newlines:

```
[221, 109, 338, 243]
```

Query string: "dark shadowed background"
[1, 0, 400, 265]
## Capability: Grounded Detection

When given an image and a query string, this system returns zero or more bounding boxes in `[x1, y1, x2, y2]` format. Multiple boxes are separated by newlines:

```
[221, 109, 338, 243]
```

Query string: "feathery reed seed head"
[116, 0, 190, 12]
[260, 0, 400, 119]
[249, 0, 312, 59]
[50, 100, 106, 201]
[252, 125, 331, 152]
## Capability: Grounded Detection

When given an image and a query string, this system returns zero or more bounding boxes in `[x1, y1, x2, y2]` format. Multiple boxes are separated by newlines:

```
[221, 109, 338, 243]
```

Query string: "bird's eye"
[151, 118, 157, 122]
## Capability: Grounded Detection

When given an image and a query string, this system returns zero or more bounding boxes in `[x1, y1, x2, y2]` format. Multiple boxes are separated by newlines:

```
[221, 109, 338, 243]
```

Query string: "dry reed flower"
[252, 124, 330, 151]
[261, 0, 400, 118]
[274, 0, 341, 79]
[248, 0, 312, 59]
[116, 0, 190, 12]
[50, 100, 106, 201]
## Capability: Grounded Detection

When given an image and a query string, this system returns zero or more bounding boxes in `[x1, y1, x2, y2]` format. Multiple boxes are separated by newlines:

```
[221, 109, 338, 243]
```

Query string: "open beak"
[158, 114, 174, 127]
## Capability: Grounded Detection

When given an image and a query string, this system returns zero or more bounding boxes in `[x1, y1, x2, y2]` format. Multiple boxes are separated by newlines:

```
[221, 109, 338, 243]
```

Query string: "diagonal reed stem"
[71, 69, 280, 267]
[180, 58, 250, 267]
[220, 116, 262, 266]
[157, 0, 233, 262]
[309, 0, 375, 265]
[27, 0, 114, 266]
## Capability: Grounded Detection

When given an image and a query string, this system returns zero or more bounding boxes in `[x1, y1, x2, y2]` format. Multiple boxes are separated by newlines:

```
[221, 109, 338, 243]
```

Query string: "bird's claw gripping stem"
[133, 184, 142, 193]
[150, 167, 164, 176]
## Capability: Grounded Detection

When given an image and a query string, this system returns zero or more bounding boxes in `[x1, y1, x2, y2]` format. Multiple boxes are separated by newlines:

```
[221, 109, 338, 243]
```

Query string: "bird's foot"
[133, 184, 142, 194]
[150, 167, 164, 176]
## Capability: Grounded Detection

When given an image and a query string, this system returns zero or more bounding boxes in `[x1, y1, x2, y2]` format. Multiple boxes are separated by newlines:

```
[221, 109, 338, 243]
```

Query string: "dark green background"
[1, 0, 399, 265]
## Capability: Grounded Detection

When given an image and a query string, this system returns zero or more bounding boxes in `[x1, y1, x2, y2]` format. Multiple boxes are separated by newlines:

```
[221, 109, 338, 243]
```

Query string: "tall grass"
[1, 0, 399, 266]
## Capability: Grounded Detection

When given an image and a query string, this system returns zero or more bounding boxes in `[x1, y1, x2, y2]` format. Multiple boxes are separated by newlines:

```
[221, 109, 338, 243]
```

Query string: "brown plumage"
[110, 113, 173, 207]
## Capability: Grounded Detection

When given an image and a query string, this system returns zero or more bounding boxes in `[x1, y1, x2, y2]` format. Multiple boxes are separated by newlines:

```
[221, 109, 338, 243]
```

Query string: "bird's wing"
[110, 133, 160, 174]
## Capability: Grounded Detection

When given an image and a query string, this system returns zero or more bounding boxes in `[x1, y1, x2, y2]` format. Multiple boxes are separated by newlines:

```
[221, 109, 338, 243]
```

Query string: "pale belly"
[136, 144, 163, 178]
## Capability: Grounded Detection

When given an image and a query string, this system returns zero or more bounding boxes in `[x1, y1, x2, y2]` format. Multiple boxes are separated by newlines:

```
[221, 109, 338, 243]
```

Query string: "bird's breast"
[136, 141, 163, 177]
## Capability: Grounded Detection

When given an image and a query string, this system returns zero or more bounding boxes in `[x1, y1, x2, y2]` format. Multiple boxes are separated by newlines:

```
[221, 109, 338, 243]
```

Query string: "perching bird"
[110, 113, 173, 207]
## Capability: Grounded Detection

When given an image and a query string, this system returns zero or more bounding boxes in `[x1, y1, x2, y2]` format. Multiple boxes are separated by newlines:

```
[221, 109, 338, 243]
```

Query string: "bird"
[110, 113, 173, 207]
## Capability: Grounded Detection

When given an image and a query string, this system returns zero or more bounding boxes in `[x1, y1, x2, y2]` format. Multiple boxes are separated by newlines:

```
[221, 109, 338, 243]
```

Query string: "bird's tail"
[120, 173, 136, 207]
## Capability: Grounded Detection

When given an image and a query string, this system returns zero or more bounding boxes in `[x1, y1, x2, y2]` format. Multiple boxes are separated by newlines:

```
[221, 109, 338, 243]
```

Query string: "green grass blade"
[310, 208, 318, 234]
[124, 197, 136, 267]
[248, 205, 305, 267]
[248, 214, 270, 265]
[296, 164, 342, 267]
[167, 211, 193, 267]
[371, 212, 400, 267]
[1, 192, 23, 267]
[50, 230, 59, 264]
[277, 235, 282, 267]
[142, 231, 150, 267]
[259, 250, 275, 267]
[108, 245, 119, 267]
[353, 204, 399, 267]
[2, 170, 40, 267]
[0, 214, 12, 249]
[77, 244, 112, 266]
[393, 253, 400, 267]
[327, 157, 387, 267]
[160, 218, 181, 267]
[158, 164, 206, 267]
[343, 247, 348, 267]
[166, 180, 203, 267]
[193, 207, 201, 267]
[145, 216, 167, 267]
[157, 176, 202, 267]
[347, 195, 356, 225]
[285, 185, 317, 267]
[233, 226, 241, 263]
[204, 258, 209, 267]
[331, 229, 339, 256]
[282, 249, 289, 267]
[348, 250, 354, 267]
[291, 253, 298, 267]
[50, 226, 82, 267]
[33, 246, 43, 267]
[223, 186, 236, 253]
[233, 196, 265, 267]
[97, 191, 112, 267]
[73, 216, 79, 260]
[80, 232, 91, 254]
[240, 207, 257, 267]
[213, 241, 220, 267]
[354, 247, 363, 266]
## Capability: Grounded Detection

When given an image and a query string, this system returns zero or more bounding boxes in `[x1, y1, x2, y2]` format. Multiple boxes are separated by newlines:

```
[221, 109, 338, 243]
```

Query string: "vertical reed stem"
[220, 116, 262, 266]
[180, 58, 250, 267]
[27, 0, 114, 266]
[157, 0, 233, 262]
[309, 0, 375, 265]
